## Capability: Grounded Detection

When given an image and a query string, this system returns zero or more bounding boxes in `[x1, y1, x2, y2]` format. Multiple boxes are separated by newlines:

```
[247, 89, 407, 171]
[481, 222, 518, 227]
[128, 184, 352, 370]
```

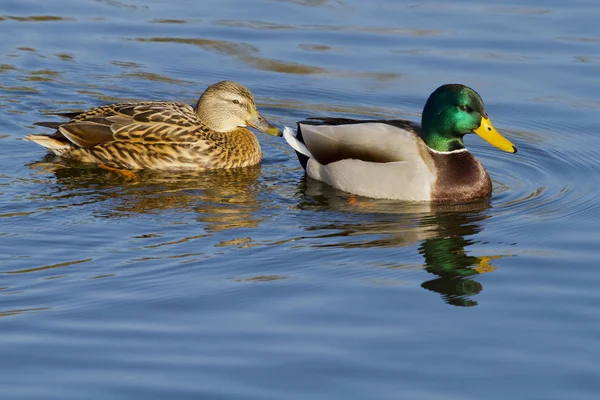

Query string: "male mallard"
[26, 80, 281, 171]
[283, 84, 517, 203]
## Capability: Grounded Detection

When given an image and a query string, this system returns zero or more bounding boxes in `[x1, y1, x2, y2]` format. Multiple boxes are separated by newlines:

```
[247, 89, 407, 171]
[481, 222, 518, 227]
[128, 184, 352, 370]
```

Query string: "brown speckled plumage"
[26, 81, 277, 170]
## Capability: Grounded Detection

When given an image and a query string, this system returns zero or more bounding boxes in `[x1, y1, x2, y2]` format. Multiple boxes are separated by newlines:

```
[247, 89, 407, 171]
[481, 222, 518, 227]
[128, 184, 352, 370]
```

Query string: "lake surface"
[1, 0, 599, 398]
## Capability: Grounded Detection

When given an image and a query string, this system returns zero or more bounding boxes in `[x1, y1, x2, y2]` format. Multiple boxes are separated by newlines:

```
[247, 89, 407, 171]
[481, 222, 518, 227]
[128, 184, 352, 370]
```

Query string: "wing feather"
[43, 101, 202, 149]
[58, 123, 114, 148]
[298, 121, 424, 165]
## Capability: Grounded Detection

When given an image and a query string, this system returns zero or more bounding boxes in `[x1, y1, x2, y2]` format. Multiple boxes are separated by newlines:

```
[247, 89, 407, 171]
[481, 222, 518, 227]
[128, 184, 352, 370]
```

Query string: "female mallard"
[26, 80, 281, 171]
[283, 84, 517, 203]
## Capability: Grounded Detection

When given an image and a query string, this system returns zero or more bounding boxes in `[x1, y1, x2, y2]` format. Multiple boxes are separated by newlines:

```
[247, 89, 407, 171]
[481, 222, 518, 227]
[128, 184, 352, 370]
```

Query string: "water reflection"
[132, 37, 326, 75]
[298, 178, 507, 307]
[131, 37, 398, 79]
[0, 307, 50, 318]
[28, 158, 265, 232]
[27, 158, 509, 306]
[417, 213, 501, 307]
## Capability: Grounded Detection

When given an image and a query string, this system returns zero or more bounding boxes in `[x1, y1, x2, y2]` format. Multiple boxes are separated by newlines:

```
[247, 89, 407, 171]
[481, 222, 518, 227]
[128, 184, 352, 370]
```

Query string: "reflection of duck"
[417, 212, 502, 307]
[28, 161, 264, 232]
[296, 178, 507, 306]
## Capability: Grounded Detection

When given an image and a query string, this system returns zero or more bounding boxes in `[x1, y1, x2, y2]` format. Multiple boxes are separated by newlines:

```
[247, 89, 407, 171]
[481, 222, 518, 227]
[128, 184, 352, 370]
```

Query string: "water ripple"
[483, 128, 600, 225]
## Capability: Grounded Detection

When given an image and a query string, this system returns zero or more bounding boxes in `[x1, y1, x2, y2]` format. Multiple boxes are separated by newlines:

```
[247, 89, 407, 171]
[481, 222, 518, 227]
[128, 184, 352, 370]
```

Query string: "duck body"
[284, 119, 491, 203]
[26, 81, 280, 170]
[283, 84, 516, 203]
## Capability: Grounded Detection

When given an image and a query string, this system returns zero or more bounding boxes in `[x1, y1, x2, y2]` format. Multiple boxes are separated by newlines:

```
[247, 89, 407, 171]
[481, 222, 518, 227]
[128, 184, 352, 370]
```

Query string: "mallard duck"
[283, 84, 517, 203]
[26, 80, 281, 171]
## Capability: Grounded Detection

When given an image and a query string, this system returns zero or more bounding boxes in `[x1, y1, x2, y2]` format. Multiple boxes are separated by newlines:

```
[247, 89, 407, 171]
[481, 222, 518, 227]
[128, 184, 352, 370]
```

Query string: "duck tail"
[33, 121, 63, 130]
[283, 126, 312, 171]
[24, 134, 72, 155]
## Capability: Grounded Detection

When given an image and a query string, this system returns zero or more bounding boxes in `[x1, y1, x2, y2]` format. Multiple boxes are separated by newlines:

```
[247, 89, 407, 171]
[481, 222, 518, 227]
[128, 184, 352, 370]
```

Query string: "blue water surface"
[1, 0, 599, 399]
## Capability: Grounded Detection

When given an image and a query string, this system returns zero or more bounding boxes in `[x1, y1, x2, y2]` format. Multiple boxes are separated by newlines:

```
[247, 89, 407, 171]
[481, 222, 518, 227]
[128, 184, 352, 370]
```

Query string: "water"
[1, 0, 600, 398]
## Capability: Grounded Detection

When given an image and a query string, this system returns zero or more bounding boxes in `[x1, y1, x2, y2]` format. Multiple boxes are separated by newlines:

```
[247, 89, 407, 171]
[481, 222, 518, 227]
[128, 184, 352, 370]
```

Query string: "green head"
[420, 84, 517, 153]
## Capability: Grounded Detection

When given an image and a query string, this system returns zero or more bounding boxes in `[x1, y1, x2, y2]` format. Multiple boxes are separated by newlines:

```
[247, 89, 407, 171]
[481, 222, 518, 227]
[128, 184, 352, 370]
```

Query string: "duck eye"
[459, 105, 469, 112]
[232, 99, 241, 105]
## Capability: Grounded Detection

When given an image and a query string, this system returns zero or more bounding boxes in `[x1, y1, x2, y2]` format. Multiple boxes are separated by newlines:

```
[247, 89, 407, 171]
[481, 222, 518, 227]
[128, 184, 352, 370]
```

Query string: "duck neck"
[195, 99, 237, 133]
[420, 112, 466, 152]
[420, 129, 466, 152]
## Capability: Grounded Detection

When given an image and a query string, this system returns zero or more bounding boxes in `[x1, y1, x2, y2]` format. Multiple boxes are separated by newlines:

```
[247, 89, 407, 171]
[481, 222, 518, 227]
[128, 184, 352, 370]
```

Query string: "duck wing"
[283, 118, 438, 200]
[295, 118, 425, 165]
[36, 101, 202, 149]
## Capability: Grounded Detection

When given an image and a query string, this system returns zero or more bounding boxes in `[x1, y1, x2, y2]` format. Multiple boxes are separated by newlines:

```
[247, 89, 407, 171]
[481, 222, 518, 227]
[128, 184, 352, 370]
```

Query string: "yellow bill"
[474, 116, 517, 153]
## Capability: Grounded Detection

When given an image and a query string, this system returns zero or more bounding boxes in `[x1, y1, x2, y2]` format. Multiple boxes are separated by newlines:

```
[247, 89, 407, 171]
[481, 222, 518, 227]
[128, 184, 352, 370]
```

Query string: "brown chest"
[204, 129, 262, 169]
[430, 150, 492, 203]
